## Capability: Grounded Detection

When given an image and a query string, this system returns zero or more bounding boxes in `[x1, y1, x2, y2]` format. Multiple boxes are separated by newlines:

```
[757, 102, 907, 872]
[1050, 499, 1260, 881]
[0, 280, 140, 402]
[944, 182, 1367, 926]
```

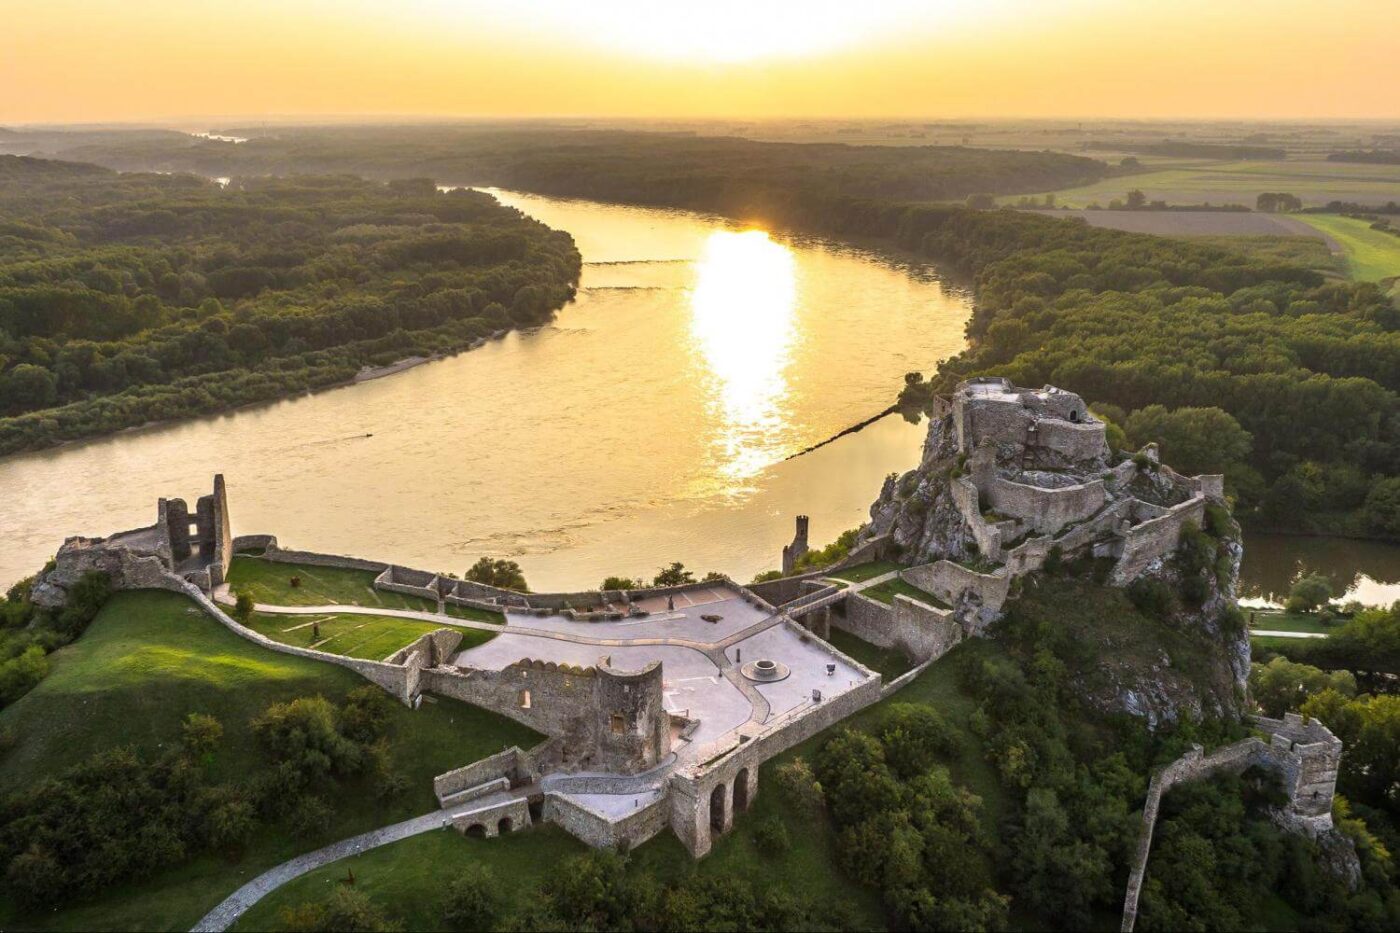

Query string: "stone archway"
[465, 823, 487, 838]
[733, 769, 750, 812]
[498, 816, 513, 834]
[709, 783, 727, 833]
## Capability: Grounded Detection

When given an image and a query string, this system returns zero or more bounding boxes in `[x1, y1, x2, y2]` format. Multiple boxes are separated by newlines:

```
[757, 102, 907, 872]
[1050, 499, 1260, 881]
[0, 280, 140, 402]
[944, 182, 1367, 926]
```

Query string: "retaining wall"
[547, 791, 671, 850]
[1112, 496, 1206, 584]
[903, 560, 1010, 615]
[986, 475, 1106, 534]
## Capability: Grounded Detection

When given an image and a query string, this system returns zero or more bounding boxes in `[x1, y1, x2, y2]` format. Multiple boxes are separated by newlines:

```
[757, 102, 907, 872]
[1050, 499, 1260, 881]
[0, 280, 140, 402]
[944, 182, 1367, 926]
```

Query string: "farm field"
[1289, 214, 1400, 288]
[1013, 158, 1400, 209]
[244, 610, 498, 659]
[0, 591, 540, 932]
[1021, 208, 1336, 239]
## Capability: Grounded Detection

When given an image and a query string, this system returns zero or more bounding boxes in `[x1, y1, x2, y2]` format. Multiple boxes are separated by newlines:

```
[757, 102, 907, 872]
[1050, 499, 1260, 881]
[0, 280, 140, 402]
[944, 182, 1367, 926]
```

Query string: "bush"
[752, 815, 791, 856]
[1128, 577, 1177, 619]
[442, 864, 503, 932]
[288, 795, 333, 840]
[279, 885, 401, 932]
[181, 712, 224, 758]
[877, 703, 959, 779]
[1287, 573, 1332, 613]
[772, 757, 824, 814]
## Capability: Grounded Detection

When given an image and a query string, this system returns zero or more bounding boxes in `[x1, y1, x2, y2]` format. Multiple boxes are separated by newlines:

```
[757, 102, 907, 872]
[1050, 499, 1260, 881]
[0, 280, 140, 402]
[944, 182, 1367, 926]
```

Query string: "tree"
[965, 193, 996, 209]
[599, 576, 642, 591]
[1123, 405, 1252, 476]
[1248, 657, 1355, 717]
[1364, 477, 1400, 537]
[652, 562, 694, 587]
[232, 591, 254, 623]
[0, 364, 57, 414]
[442, 864, 503, 932]
[1286, 573, 1332, 613]
[1125, 189, 1147, 209]
[464, 557, 528, 592]
[181, 712, 224, 757]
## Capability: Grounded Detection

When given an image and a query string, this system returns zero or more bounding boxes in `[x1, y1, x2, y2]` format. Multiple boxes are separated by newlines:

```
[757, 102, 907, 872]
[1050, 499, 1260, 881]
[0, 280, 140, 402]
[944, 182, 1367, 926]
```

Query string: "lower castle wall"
[987, 476, 1106, 534]
[258, 546, 390, 574]
[1113, 497, 1206, 584]
[836, 592, 958, 662]
[903, 560, 1010, 614]
[547, 791, 671, 850]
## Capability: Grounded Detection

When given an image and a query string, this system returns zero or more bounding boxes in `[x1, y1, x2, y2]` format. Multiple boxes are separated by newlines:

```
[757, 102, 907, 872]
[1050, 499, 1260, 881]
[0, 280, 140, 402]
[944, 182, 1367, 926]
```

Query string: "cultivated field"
[1020, 208, 1337, 238]
[1016, 159, 1400, 209]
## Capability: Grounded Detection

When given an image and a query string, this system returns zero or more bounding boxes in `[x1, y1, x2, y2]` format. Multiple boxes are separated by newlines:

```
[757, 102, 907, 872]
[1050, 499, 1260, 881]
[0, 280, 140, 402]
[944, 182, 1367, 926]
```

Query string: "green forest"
[0, 156, 580, 455]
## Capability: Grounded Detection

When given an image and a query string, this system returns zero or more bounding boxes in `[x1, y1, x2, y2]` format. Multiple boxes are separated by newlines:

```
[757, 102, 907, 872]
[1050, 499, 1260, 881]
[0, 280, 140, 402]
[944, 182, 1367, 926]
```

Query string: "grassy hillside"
[244, 610, 497, 659]
[0, 590, 540, 931]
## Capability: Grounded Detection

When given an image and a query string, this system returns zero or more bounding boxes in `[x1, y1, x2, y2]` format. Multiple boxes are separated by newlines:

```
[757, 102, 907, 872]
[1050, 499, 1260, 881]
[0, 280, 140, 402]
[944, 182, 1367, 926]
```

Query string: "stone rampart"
[986, 475, 1106, 534]
[374, 565, 439, 602]
[1033, 418, 1108, 462]
[952, 476, 1008, 560]
[259, 546, 389, 574]
[452, 797, 531, 837]
[903, 560, 1011, 615]
[1112, 496, 1206, 584]
[546, 791, 671, 850]
[748, 569, 835, 607]
[231, 534, 277, 553]
[835, 591, 958, 662]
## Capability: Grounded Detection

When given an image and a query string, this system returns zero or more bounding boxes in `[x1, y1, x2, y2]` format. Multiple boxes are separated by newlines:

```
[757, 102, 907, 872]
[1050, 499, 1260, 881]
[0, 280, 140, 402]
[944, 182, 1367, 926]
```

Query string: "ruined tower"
[781, 514, 810, 576]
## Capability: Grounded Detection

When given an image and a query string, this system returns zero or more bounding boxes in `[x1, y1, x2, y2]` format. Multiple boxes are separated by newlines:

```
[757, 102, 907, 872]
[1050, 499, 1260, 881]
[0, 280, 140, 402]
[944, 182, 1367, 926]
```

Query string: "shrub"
[1287, 573, 1332, 613]
[772, 757, 824, 814]
[443, 864, 503, 932]
[877, 703, 959, 779]
[752, 815, 791, 856]
[1128, 577, 1177, 619]
[232, 592, 255, 623]
[288, 795, 333, 840]
[181, 712, 224, 758]
[279, 886, 401, 932]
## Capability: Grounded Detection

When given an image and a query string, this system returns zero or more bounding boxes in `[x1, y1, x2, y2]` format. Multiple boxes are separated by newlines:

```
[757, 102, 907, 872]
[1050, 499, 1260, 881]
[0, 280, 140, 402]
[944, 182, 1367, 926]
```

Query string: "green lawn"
[244, 611, 497, 660]
[828, 560, 900, 584]
[825, 627, 915, 678]
[1289, 213, 1400, 285]
[861, 576, 949, 609]
[0, 590, 541, 931]
[1247, 609, 1335, 635]
[226, 556, 436, 610]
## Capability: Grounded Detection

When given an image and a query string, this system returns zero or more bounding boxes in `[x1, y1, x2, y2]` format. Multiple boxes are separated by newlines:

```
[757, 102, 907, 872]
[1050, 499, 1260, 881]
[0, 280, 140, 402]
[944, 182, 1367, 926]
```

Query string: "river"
[0, 190, 973, 591]
[4, 189, 1399, 604]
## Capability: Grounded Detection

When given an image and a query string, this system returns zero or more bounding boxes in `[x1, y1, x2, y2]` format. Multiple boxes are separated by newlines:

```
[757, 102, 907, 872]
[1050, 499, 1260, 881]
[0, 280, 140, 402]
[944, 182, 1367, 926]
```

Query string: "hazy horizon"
[4, 0, 1397, 125]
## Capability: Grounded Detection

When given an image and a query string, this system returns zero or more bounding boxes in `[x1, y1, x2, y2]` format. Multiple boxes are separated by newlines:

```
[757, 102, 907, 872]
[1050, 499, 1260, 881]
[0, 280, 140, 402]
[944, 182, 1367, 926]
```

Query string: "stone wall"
[546, 791, 671, 850]
[432, 739, 563, 806]
[985, 475, 1106, 534]
[1112, 496, 1206, 584]
[420, 657, 669, 774]
[951, 477, 1009, 560]
[1033, 418, 1108, 463]
[749, 569, 834, 607]
[451, 797, 531, 838]
[258, 545, 389, 574]
[375, 565, 439, 602]
[835, 591, 958, 663]
[1120, 713, 1343, 931]
[902, 560, 1011, 615]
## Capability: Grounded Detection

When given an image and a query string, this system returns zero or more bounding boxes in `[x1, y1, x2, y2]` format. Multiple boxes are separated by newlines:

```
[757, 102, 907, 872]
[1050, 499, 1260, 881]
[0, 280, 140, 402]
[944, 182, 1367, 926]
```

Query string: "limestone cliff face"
[862, 380, 1249, 727]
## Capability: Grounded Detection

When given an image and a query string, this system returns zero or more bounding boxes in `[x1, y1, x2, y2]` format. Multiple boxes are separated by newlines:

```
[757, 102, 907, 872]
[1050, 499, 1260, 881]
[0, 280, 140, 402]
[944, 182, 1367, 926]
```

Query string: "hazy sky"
[3, 0, 1396, 124]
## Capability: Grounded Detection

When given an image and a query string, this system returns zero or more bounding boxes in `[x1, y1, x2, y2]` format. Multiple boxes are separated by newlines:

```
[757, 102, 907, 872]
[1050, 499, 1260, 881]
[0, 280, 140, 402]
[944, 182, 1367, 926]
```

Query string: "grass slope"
[824, 627, 915, 678]
[861, 576, 949, 609]
[227, 556, 434, 610]
[0, 590, 540, 931]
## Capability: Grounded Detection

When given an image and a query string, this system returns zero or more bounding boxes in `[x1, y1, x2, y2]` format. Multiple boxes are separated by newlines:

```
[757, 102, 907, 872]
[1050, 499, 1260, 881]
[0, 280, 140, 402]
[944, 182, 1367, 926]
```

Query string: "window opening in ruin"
[518, 689, 532, 709]
[611, 714, 626, 734]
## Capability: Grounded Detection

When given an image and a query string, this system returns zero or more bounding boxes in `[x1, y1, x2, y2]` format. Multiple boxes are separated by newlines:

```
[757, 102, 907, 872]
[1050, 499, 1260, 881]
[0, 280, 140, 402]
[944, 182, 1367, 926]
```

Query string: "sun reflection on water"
[689, 230, 798, 486]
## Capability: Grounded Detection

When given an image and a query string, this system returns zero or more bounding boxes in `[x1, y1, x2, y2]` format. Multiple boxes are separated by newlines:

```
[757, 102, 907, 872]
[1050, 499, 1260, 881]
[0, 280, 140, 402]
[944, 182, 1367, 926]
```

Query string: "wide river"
[3, 189, 1399, 604]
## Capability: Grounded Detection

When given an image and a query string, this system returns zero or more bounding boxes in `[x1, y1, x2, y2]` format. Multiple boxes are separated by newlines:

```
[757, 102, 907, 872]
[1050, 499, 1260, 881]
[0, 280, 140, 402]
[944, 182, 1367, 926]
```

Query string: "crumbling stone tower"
[781, 515, 810, 576]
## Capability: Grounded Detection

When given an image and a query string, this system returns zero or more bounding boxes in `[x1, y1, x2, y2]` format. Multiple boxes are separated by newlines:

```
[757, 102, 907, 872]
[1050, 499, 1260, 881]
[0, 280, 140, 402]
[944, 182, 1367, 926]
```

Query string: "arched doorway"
[733, 769, 750, 812]
[465, 823, 487, 838]
[498, 816, 514, 834]
[709, 783, 727, 832]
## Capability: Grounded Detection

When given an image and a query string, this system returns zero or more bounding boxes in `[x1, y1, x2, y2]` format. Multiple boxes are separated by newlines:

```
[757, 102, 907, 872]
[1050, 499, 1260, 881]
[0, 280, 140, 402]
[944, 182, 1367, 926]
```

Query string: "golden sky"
[2, 0, 1396, 124]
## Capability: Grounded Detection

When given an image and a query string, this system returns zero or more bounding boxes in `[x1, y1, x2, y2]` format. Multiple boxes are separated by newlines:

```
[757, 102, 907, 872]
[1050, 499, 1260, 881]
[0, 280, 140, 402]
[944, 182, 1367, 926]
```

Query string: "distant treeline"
[1086, 140, 1287, 160]
[1327, 150, 1400, 165]
[0, 158, 580, 455]
[4, 124, 1111, 210]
